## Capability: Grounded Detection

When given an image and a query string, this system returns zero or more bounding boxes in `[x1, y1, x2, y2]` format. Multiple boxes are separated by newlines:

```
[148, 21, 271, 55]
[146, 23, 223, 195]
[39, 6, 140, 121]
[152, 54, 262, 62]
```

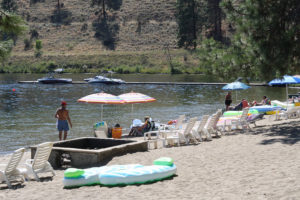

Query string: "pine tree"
[176, 0, 207, 49]
[222, 0, 300, 79]
[206, 0, 223, 42]
[1, 0, 17, 12]
[0, 10, 26, 62]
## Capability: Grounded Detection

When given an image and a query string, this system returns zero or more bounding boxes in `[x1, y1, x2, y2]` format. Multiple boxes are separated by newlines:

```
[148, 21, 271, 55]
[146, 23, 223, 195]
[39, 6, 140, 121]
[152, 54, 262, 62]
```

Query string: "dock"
[18, 81, 268, 86]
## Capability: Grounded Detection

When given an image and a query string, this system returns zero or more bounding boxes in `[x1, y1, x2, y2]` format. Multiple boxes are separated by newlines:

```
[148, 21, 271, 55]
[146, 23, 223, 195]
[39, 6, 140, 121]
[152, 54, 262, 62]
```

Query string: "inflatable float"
[271, 100, 295, 110]
[249, 105, 283, 114]
[223, 109, 259, 117]
[63, 157, 176, 188]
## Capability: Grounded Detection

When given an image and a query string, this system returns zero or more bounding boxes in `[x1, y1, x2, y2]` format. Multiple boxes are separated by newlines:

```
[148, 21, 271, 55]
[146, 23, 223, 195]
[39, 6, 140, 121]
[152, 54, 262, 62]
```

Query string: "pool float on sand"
[63, 157, 176, 188]
[271, 100, 295, 110]
[223, 109, 259, 117]
[250, 105, 283, 114]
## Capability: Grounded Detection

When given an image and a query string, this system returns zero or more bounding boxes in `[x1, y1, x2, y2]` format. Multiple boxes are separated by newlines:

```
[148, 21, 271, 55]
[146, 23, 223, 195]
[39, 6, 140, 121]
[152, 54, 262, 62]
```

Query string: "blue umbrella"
[222, 81, 251, 101]
[268, 75, 300, 104]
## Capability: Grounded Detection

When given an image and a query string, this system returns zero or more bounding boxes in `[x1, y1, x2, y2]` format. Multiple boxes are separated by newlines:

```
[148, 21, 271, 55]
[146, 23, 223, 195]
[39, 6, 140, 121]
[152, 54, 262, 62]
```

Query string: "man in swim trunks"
[55, 101, 72, 140]
[225, 91, 232, 111]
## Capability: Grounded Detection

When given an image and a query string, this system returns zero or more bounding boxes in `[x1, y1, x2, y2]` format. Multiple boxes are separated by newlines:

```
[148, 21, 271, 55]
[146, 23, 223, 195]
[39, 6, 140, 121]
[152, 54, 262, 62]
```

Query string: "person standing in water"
[55, 101, 72, 140]
[225, 91, 232, 111]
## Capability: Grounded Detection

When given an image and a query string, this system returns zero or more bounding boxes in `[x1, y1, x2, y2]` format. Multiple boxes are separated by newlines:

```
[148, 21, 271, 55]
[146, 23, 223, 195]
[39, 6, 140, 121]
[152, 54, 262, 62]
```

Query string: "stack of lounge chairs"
[0, 142, 55, 188]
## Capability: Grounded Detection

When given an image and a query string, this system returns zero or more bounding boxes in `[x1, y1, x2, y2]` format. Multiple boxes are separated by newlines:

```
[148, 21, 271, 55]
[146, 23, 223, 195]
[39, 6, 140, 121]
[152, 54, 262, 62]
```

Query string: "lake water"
[0, 74, 297, 153]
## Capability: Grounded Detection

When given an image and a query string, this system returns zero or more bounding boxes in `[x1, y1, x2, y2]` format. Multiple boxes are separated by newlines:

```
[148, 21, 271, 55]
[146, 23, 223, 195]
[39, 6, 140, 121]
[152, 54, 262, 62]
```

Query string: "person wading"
[55, 101, 72, 140]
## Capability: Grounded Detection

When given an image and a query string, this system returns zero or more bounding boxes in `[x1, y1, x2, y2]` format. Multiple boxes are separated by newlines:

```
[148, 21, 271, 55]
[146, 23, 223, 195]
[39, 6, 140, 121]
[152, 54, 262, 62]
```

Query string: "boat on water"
[37, 73, 72, 84]
[84, 75, 126, 84]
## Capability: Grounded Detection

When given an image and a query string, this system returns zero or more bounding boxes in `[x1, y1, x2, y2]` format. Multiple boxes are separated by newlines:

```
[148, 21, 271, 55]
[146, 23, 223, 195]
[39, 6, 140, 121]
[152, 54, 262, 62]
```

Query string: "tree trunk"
[102, 0, 106, 17]
[192, 0, 197, 49]
[213, 0, 222, 42]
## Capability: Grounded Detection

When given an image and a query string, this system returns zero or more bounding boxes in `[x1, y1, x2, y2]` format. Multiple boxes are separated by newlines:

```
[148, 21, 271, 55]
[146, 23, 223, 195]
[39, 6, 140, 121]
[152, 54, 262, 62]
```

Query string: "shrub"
[35, 40, 42, 50]
[30, 29, 39, 39]
[24, 38, 31, 50]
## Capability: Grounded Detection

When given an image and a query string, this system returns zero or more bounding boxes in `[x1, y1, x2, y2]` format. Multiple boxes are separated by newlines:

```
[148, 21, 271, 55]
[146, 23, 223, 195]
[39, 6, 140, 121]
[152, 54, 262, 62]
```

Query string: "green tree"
[91, 0, 107, 17]
[1, 0, 17, 12]
[222, 0, 300, 80]
[206, 0, 223, 42]
[91, 0, 122, 17]
[35, 39, 42, 57]
[0, 10, 26, 62]
[176, 0, 209, 49]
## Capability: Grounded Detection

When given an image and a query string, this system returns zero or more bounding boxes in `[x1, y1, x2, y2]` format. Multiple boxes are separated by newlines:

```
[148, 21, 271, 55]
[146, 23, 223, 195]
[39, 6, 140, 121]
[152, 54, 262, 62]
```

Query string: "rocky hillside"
[14, 0, 178, 55]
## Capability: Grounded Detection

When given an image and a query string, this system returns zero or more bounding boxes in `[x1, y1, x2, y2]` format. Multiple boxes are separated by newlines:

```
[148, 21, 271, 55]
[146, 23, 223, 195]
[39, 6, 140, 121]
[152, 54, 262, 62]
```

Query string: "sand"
[0, 116, 300, 200]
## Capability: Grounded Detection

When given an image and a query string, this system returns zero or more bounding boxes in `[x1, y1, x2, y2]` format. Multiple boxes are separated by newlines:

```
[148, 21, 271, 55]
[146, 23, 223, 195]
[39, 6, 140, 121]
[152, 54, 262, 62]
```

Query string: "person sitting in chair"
[128, 116, 152, 137]
[253, 96, 271, 106]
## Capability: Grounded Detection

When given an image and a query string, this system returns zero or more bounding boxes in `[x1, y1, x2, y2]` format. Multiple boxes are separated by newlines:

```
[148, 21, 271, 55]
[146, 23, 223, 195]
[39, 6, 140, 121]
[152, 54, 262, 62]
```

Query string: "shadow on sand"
[251, 120, 300, 145]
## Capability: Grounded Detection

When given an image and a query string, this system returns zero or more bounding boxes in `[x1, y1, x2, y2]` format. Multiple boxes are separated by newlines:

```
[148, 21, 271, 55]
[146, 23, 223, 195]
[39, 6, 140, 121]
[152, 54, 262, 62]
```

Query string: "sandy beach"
[1, 116, 300, 200]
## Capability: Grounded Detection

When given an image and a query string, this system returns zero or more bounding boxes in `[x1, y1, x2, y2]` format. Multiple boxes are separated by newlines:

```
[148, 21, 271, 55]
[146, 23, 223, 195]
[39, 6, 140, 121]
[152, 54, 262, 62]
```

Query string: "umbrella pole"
[286, 84, 289, 109]
[101, 104, 103, 121]
[236, 91, 238, 102]
[131, 104, 133, 119]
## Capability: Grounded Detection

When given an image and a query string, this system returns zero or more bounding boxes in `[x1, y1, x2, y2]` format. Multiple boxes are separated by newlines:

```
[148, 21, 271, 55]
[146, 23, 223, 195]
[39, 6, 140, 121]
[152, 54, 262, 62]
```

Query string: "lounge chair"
[225, 108, 250, 131]
[94, 121, 108, 138]
[203, 114, 220, 140]
[161, 114, 186, 131]
[24, 142, 55, 181]
[274, 107, 300, 120]
[164, 117, 197, 146]
[0, 148, 26, 188]
[144, 130, 166, 149]
[192, 115, 210, 142]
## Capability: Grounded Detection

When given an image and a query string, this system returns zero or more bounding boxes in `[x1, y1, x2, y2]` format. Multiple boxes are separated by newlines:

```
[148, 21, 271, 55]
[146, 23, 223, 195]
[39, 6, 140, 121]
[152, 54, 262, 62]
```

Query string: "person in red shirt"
[242, 99, 249, 108]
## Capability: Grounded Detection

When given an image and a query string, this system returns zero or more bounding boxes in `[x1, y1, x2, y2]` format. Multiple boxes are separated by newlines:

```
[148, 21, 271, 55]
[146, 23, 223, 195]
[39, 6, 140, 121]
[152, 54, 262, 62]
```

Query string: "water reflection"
[0, 74, 298, 153]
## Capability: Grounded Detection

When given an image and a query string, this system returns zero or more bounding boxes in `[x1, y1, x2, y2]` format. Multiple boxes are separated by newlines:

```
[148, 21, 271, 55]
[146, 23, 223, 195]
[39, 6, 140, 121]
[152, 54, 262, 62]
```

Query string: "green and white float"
[63, 157, 176, 188]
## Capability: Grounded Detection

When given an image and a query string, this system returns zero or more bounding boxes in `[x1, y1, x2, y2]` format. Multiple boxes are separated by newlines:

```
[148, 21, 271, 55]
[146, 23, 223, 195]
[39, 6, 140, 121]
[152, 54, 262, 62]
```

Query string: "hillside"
[14, 0, 178, 54]
[0, 0, 205, 74]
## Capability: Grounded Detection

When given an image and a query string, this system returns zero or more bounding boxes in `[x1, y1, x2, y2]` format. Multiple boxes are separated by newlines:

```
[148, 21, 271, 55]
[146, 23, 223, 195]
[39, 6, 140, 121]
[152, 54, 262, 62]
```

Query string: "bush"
[81, 23, 88, 32]
[35, 40, 42, 50]
[30, 29, 39, 39]
[24, 38, 31, 50]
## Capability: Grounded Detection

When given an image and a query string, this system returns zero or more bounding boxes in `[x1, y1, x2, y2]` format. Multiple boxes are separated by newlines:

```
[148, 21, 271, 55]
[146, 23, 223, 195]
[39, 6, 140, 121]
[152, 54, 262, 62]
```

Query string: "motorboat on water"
[37, 73, 72, 84]
[84, 75, 125, 84]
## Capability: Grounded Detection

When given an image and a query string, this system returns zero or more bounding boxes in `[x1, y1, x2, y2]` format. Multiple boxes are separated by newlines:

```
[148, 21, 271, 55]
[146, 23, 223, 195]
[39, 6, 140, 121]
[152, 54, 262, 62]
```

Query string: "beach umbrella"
[118, 92, 156, 118]
[222, 81, 251, 101]
[268, 75, 300, 104]
[78, 92, 125, 121]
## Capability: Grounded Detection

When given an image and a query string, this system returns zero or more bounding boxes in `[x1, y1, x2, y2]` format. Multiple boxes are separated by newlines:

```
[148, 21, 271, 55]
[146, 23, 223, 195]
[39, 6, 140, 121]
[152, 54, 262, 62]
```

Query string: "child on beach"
[55, 101, 72, 140]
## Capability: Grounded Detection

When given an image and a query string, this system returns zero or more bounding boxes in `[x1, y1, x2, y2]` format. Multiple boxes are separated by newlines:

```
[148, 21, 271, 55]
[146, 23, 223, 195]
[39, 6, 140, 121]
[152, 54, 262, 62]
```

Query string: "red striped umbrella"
[118, 92, 156, 104]
[78, 92, 125, 120]
[118, 92, 156, 118]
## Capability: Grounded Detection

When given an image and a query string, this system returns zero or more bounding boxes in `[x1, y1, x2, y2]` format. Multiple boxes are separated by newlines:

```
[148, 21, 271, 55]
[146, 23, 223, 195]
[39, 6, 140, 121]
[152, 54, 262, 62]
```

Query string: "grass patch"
[2, 50, 204, 74]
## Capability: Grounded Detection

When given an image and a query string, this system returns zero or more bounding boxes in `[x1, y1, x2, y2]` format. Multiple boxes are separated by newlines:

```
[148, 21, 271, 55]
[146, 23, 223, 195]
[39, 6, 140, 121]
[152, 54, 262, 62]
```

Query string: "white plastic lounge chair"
[229, 108, 250, 131]
[24, 142, 55, 181]
[94, 121, 108, 138]
[0, 148, 25, 188]
[161, 114, 186, 131]
[274, 107, 300, 120]
[192, 115, 210, 142]
[164, 117, 197, 146]
[144, 130, 166, 149]
[203, 113, 221, 140]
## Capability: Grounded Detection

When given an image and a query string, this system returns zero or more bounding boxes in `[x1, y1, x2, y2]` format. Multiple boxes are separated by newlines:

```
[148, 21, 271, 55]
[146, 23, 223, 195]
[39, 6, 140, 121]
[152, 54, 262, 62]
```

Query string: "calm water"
[0, 74, 296, 153]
